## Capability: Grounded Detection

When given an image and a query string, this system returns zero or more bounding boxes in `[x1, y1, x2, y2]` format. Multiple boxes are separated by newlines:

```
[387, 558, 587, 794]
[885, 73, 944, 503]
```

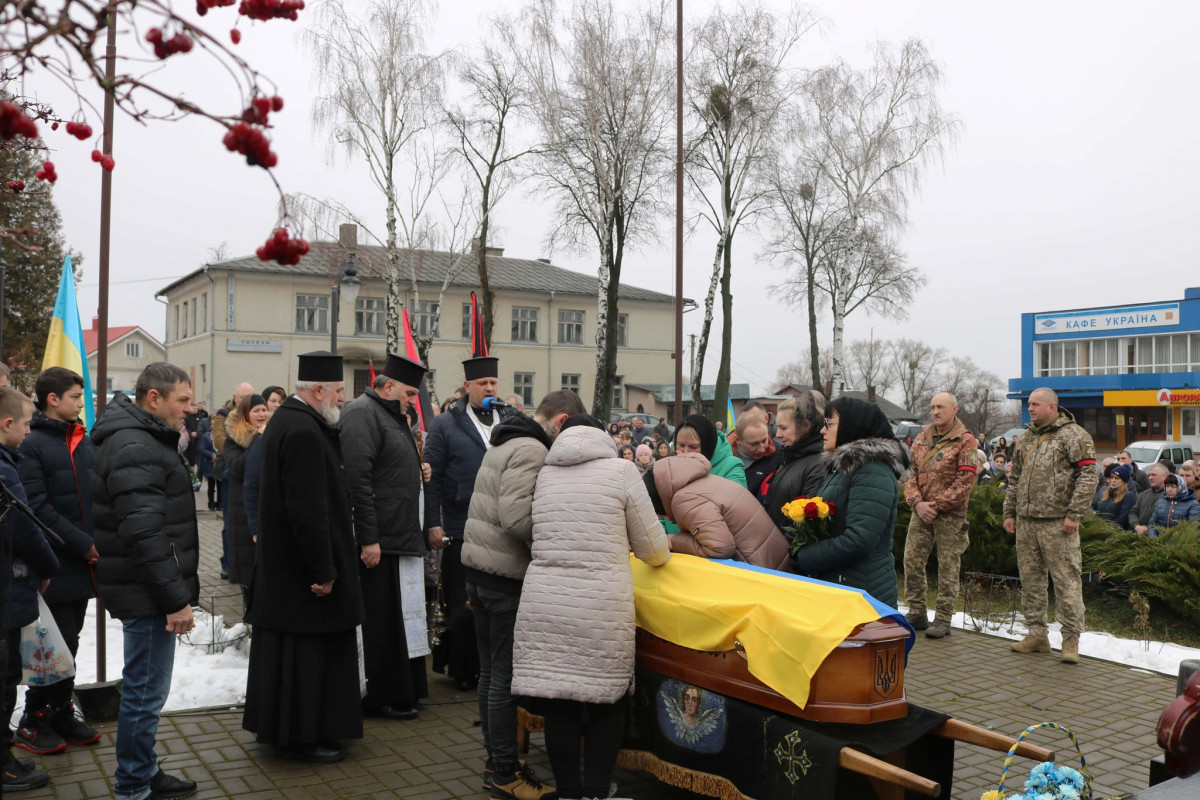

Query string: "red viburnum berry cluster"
[223, 122, 277, 168]
[239, 0, 305, 22]
[195, 0, 237, 15]
[146, 28, 194, 59]
[7, 180, 26, 192]
[91, 150, 116, 172]
[0, 101, 39, 140]
[36, 161, 58, 183]
[257, 228, 310, 265]
[241, 95, 284, 126]
[64, 120, 93, 140]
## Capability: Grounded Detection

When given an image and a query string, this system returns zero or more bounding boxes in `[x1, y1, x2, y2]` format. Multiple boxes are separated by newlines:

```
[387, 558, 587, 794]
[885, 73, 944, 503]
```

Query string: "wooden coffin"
[635, 620, 909, 725]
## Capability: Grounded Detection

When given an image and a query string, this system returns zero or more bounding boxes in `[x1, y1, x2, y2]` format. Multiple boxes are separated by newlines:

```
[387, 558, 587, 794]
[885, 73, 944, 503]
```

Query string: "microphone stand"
[0, 473, 65, 548]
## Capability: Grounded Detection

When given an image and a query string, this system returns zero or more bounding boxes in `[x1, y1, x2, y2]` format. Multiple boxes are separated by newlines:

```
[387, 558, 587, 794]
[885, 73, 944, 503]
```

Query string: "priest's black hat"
[463, 356, 499, 381]
[382, 353, 427, 387]
[297, 351, 344, 382]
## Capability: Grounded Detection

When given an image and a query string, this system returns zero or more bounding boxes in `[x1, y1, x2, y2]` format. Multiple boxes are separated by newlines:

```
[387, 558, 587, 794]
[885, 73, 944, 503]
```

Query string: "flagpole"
[93, 8, 119, 685]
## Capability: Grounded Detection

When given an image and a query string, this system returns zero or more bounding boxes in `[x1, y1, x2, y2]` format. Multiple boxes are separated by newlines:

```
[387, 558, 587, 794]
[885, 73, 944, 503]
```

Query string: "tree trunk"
[806, 262, 821, 390]
[384, 158, 401, 354]
[713, 228, 733, 429]
[691, 235, 725, 409]
[830, 278, 846, 395]
[478, 175, 496, 347]
[592, 219, 614, 417]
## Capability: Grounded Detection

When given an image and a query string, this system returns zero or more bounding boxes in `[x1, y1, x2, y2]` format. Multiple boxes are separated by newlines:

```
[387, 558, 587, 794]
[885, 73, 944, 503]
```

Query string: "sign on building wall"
[227, 338, 283, 353]
[1035, 303, 1179, 335]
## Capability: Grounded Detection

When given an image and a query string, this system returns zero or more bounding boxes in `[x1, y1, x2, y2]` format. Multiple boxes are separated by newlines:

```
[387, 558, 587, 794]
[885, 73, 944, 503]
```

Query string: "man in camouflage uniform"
[1003, 388, 1099, 664]
[903, 392, 979, 639]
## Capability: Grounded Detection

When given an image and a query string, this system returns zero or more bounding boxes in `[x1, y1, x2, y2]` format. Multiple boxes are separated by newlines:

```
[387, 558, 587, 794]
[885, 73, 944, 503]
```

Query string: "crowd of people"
[1, 350, 1197, 798]
[1090, 451, 1200, 532]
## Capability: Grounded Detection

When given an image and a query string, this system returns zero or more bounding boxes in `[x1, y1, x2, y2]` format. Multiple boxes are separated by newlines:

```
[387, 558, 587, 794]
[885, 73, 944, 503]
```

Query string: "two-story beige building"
[83, 319, 166, 393]
[157, 228, 679, 410]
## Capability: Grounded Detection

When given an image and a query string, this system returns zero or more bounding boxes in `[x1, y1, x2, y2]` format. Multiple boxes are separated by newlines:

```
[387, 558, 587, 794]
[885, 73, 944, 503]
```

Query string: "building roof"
[838, 390, 917, 422]
[627, 383, 753, 403]
[158, 241, 677, 303]
[83, 324, 163, 358]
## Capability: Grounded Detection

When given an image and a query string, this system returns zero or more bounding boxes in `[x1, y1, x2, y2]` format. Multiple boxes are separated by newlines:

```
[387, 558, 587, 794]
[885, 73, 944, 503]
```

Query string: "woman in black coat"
[762, 391, 828, 531]
[1092, 462, 1137, 530]
[223, 394, 268, 588]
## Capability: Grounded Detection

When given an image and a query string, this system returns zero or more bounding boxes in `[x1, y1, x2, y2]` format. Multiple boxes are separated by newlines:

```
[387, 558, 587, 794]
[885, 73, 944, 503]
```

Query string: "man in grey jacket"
[340, 354, 432, 720]
[462, 389, 585, 800]
[1133, 462, 1169, 534]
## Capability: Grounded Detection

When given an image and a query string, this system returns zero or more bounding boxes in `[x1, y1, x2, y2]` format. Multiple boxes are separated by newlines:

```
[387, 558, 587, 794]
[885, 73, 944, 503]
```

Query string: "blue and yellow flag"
[42, 256, 95, 429]
[726, 396, 736, 431]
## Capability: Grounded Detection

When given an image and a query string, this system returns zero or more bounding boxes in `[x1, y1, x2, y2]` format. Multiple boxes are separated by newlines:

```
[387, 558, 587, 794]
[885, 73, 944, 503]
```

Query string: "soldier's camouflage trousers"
[1015, 516, 1085, 637]
[903, 512, 969, 621]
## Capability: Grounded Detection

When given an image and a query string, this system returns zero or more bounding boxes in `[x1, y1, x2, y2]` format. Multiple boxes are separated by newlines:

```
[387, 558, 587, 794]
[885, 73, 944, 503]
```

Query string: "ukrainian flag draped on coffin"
[42, 256, 95, 429]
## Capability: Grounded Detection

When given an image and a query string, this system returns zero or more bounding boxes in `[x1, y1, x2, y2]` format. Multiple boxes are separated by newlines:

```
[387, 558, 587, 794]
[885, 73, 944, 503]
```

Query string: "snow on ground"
[901, 604, 1200, 676]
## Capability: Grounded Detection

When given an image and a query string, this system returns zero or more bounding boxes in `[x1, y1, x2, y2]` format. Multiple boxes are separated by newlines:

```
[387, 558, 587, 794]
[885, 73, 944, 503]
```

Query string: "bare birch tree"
[802, 38, 959, 391]
[446, 43, 539, 347]
[500, 0, 672, 418]
[306, 0, 451, 354]
[888, 337, 947, 413]
[685, 1, 821, 420]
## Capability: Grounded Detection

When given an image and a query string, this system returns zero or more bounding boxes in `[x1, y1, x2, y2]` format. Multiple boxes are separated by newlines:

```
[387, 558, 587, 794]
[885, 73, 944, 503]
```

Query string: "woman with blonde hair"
[761, 391, 827, 531]
[1093, 463, 1137, 530]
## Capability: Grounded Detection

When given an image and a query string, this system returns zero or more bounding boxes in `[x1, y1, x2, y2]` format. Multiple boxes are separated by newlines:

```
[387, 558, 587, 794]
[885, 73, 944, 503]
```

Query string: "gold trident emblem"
[773, 730, 814, 784]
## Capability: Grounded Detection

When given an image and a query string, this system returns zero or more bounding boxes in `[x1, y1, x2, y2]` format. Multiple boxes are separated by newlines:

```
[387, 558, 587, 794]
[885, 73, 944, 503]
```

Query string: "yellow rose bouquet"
[780, 496, 835, 555]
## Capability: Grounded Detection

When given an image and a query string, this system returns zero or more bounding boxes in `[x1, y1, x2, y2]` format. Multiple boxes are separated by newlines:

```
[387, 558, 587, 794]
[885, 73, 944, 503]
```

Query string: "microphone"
[481, 396, 510, 412]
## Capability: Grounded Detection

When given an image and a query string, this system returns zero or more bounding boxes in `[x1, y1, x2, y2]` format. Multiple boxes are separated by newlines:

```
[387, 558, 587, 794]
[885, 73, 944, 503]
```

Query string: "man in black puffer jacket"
[15, 368, 102, 753]
[92, 363, 198, 800]
[340, 354, 431, 721]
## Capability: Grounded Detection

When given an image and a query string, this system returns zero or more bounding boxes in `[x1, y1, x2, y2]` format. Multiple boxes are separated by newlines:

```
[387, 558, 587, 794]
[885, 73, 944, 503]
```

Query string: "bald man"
[1003, 388, 1098, 665]
[902, 392, 978, 638]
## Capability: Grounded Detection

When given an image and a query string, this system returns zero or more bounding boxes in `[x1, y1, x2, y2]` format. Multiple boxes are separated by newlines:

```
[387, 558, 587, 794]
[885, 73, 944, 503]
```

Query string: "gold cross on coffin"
[774, 730, 815, 784]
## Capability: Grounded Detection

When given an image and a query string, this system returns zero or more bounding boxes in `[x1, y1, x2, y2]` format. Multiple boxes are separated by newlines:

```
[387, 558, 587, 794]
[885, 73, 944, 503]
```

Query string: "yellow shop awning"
[1105, 389, 1200, 407]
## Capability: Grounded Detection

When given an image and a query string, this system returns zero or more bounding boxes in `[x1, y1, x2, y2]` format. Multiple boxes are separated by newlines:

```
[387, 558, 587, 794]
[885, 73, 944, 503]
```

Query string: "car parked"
[893, 422, 923, 446]
[1124, 441, 1194, 471]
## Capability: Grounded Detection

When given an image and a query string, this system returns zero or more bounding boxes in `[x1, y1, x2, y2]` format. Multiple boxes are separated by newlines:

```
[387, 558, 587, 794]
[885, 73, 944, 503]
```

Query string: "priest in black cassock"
[340, 353, 431, 720]
[242, 351, 364, 764]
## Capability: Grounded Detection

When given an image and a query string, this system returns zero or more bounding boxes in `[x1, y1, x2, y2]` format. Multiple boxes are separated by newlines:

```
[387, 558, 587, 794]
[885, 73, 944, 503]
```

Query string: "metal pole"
[330, 285, 339, 355]
[673, 0, 684, 427]
[94, 9, 118, 685]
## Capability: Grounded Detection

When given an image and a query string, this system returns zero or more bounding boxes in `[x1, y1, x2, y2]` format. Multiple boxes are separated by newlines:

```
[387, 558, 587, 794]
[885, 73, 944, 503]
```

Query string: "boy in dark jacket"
[92, 364, 199, 800]
[1, 387, 57, 792]
[15, 368, 101, 754]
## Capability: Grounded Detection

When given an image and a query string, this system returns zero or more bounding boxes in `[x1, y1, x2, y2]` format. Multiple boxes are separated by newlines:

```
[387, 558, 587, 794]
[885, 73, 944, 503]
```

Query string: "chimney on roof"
[471, 237, 504, 257]
[868, 385, 877, 403]
[537, 257, 551, 264]
[339, 223, 358, 250]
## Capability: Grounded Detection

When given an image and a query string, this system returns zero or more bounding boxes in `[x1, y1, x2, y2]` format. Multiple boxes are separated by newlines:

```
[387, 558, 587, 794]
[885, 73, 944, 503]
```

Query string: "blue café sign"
[1035, 303, 1180, 334]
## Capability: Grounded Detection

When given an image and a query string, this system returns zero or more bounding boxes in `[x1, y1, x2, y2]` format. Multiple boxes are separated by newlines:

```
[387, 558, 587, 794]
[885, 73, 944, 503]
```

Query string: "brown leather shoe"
[1060, 634, 1080, 664]
[1010, 634, 1051, 654]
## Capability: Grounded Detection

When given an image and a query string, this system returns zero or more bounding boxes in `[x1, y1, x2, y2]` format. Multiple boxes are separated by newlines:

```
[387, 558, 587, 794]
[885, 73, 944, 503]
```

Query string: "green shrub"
[1081, 520, 1200, 623]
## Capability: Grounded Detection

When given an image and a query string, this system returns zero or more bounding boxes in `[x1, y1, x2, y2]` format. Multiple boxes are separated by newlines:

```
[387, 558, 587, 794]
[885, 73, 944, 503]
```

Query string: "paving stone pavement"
[13, 494, 1176, 799]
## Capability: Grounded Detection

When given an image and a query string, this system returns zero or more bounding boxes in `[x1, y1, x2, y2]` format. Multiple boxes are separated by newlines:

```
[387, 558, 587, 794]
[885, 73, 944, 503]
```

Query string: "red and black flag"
[401, 307, 436, 433]
[470, 291, 489, 358]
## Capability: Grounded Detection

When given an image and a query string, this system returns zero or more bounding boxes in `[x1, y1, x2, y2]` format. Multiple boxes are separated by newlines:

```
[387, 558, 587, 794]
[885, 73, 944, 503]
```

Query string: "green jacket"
[790, 438, 909, 608]
[711, 431, 747, 488]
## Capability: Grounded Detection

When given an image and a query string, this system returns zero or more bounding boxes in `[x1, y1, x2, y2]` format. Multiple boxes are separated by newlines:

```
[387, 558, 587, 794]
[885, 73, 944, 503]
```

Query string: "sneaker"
[924, 619, 952, 639]
[903, 610, 929, 630]
[15, 707, 67, 755]
[51, 702, 102, 746]
[490, 764, 557, 800]
[2, 752, 51, 792]
[484, 759, 528, 791]
[149, 768, 197, 800]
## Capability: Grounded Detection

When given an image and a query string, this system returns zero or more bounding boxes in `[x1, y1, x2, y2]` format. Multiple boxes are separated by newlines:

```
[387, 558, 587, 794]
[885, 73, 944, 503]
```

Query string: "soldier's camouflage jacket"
[1003, 408, 1099, 521]
[903, 417, 978, 515]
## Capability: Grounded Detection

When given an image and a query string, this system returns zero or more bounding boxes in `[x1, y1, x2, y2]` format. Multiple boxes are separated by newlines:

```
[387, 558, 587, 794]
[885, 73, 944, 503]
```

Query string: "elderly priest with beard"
[243, 351, 364, 763]
[340, 353, 432, 721]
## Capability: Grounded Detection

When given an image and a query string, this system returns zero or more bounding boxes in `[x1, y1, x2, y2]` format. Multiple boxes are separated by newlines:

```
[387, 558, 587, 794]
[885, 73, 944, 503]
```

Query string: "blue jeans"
[467, 583, 521, 776]
[114, 616, 176, 800]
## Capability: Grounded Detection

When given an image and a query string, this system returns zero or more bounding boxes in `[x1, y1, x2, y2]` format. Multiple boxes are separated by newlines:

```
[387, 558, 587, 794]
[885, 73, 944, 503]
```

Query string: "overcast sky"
[23, 0, 1200, 397]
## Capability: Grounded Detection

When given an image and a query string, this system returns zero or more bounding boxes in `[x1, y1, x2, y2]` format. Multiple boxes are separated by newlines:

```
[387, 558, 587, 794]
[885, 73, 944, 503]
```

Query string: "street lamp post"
[330, 253, 360, 355]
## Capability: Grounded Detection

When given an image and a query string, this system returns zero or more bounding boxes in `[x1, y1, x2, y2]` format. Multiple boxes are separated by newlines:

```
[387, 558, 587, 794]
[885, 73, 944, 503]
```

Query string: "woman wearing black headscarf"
[790, 396, 910, 607]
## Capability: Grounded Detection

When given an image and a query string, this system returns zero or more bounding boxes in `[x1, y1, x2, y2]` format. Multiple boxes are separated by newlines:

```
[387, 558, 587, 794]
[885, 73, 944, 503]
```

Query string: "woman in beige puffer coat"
[511, 417, 669, 800]
[649, 453, 792, 571]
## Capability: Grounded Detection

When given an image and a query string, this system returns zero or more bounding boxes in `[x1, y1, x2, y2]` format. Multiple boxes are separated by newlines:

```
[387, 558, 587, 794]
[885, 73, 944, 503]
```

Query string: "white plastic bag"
[20, 595, 77, 686]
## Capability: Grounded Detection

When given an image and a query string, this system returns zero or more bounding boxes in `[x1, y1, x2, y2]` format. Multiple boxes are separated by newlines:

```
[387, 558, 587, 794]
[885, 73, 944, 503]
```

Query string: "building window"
[462, 303, 472, 339]
[106, 377, 113, 391]
[191, 300, 198, 338]
[125, 340, 141, 359]
[296, 294, 329, 332]
[182, 301, 188, 338]
[414, 301, 440, 338]
[353, 369, 373, 398]
[201, 293, 208, 332]
[200, 364, 206, 385]
[355, 297, 386, 336]
[562, 373, 580, 393]
[514, 372, 535, 407]
[612, 375, 625, 410]
[617, 313, 628, 347]
[558, 310, 584, 344]
[174, 305, 179, 342]
[512, 307, 539, 343]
